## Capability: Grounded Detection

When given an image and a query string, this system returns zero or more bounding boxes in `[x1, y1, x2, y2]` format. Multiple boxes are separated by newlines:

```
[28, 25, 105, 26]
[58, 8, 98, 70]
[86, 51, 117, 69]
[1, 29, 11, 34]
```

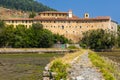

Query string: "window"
[12, 21, 14, 23]
[86, 14, 88, 17]
[62, 26, 64, 29]
[43, 13, 45, 16]
[29, 21, 31, 23]
[80, 26, 82, 28]
[22, 21, 24, 23]
[111, 27, 113, 29]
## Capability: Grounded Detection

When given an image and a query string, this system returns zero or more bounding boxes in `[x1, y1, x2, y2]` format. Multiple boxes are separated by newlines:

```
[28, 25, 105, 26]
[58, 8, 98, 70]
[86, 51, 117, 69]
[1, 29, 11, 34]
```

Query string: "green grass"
[0, 53, 64, 80]
[89, 51, 116, 80]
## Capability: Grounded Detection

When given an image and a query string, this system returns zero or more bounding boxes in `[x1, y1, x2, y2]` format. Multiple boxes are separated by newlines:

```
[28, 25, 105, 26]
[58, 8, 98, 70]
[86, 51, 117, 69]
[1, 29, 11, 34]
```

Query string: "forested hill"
[0, 0, 56, 12]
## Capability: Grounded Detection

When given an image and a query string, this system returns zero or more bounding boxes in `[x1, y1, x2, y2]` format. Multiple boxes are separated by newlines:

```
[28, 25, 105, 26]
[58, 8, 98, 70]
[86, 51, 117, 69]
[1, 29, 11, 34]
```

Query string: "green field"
[0, 53, 64, 80]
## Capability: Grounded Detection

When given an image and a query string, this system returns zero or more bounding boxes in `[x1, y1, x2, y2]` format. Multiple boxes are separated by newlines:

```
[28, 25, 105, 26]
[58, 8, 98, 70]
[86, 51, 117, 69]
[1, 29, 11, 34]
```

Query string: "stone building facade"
[4, 10, 118, 43]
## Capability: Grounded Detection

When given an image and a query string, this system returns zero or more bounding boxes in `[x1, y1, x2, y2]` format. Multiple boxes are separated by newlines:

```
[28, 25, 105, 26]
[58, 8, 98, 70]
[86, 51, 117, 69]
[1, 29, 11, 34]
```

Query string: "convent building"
[3, 10, 118, 43]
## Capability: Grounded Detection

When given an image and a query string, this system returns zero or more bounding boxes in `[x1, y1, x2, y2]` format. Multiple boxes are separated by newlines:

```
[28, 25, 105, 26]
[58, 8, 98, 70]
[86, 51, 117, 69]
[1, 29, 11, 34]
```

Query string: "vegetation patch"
[80, 29, 116, 51]
[49, 50, 84, 79]
[0, 0, 56, 12]
[67, 45, 79, 49]
[97, 52, 120, 80]
[89, 51, 116, 80]
[0, 53, 63, 80]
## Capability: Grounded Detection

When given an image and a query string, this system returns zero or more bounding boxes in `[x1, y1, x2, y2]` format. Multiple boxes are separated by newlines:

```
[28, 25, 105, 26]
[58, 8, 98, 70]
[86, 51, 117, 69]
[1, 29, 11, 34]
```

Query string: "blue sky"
[37, 0, 120, 24]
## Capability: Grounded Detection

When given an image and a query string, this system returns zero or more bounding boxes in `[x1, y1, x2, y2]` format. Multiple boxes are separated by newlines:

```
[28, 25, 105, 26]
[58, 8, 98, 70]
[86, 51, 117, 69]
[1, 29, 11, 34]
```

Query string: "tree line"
[79, 28, 120, 51]
[0, 21, 69, 48]
[0, 0, 56, 12]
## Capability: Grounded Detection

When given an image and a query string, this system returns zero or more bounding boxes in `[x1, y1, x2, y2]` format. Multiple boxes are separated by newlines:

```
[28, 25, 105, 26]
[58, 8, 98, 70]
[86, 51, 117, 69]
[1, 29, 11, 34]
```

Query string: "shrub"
[67, 46, 79, 49]
[50, 59, 69, 80]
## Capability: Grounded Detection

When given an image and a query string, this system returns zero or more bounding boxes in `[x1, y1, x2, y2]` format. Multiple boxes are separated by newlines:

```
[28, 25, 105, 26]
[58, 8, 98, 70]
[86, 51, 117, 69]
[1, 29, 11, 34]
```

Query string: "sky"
[37, 0, 120, 24]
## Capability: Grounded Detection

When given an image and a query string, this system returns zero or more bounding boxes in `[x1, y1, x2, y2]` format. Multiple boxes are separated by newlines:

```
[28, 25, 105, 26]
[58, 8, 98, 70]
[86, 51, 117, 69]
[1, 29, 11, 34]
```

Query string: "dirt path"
[68, 52, 104, 80]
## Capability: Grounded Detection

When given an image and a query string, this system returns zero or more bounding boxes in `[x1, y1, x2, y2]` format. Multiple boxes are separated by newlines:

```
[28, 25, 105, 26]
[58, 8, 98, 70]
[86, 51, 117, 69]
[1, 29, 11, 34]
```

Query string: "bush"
[67, 46, 79, 49]
[50, 59, 69, 80]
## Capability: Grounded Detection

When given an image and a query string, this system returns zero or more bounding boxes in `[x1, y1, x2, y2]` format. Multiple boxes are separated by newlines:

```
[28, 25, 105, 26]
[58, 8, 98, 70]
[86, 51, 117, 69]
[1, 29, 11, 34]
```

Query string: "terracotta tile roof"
[95, 16, 110, 19]
[34, 17, 110, 21]
[72, 15, 79, 18]
[3, 16, 110, 21]
[4, 18, 33, 21]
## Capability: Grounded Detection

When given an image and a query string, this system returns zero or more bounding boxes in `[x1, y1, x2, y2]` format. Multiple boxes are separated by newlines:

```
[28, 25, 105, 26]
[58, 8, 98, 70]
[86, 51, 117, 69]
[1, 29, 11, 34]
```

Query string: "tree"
[29, 12, 36, 18]
[0, 0, 56, 12]
[32, 23, 43, 30]
[80, 29, 116, 50]
[0, 20, 6, 33]
[0, 20, 5, 28]
[0, 25, 15, 47]
[31, 23, 54, 48]
[53, 34, 70, 44]
[0, 22, 69, 48]
[117, 25, 120, 47]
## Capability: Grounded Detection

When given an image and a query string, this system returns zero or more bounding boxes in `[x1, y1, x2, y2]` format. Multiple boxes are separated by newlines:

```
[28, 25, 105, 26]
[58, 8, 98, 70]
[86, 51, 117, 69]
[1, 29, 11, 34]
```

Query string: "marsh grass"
[97, 52, 120, 80]
[89, 51, 116, 80]
[0, 53, 63, 80]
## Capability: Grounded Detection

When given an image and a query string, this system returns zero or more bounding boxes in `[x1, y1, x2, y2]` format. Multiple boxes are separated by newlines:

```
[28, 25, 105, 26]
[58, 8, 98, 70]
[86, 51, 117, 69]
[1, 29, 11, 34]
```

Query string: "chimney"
[68, 10, 73, 18]
[84, 13, 89, 18]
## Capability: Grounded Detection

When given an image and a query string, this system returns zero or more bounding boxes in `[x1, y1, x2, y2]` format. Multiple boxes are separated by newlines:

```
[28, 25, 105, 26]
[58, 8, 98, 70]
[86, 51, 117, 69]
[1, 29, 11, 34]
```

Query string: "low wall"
[0, 48, 77, 53]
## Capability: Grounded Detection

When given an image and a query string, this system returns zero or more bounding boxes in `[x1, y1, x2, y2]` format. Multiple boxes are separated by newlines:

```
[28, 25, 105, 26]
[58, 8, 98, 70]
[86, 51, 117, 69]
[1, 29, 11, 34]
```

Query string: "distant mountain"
[0, 0, 56, 12]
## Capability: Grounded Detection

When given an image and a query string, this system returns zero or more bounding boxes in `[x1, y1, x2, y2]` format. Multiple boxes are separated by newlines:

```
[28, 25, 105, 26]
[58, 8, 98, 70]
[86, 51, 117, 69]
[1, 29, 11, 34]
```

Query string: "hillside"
[0, 7, 30, 19]
[0, 0, 56, 12]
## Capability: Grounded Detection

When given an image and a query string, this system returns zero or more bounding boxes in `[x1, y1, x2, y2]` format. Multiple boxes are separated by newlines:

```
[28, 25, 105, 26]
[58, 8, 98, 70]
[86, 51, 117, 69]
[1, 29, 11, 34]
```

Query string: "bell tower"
[84, 13, 89, 18]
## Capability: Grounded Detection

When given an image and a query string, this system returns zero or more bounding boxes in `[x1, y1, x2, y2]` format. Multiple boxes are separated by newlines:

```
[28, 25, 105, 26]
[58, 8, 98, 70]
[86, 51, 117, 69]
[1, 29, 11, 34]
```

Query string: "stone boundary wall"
[0, 48, 76, 53]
